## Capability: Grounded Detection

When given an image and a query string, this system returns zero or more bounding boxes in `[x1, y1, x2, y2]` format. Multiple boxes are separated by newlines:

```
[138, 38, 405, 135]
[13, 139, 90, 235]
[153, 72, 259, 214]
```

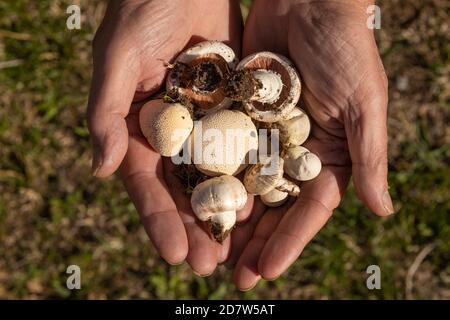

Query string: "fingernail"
[167, 260, 184, 266]
[238, 282, 257, 292]
[91, 146, 102, 177]
[382, 190, 395, 215]
[193, 270, 213, 278]
[264, 276, 279, 282]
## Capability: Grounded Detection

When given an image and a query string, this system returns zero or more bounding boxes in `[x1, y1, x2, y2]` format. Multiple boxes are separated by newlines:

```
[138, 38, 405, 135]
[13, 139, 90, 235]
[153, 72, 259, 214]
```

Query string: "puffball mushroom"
[261, 188, 289, 207]
[190, 109, 258, 177]
[283, 146, 322, 181]
[226, 52, 301, 123]
[139, 99, 193, 157]
[191, 175, 247, 243]
[166, 41, 238, 113]
[243, 155, 300, 198]
[274, 107, 311, 147]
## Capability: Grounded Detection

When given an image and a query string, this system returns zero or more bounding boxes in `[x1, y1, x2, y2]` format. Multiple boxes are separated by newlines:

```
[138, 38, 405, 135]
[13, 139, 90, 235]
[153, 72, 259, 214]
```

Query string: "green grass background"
[0, 0, 449, 299]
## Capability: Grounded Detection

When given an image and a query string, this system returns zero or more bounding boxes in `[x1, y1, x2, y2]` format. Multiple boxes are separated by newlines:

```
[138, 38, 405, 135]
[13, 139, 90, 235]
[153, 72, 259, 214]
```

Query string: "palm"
[233, 0, 390, 289]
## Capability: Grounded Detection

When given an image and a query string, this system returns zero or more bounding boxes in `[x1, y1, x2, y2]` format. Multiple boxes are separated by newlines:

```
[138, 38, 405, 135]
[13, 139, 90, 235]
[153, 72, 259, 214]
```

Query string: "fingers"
[162, 159, 221, 276]
[87, 58, 138, 177]
[87, 18, 141, 177]
[257, 166, 350, 280]
[236, 194, 256, 223]
[233, 202, 288, 290]
[121, 135, 188, 265]
[226, 197, 266, 269]
[242, 1, 289, 57]
[344, 78, 394, 216]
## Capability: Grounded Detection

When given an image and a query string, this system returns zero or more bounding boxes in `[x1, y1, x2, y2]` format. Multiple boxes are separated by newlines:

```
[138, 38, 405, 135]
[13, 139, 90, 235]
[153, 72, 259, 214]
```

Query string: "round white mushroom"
[139, 100, 193, 157]
[283, 146, 322, 181]
[190, 109, 258, 177]
[260, 188, 289, 207]
[274, 107, 311, 147]
[191, 175, 247, 243]
[243, 155, 300, 197]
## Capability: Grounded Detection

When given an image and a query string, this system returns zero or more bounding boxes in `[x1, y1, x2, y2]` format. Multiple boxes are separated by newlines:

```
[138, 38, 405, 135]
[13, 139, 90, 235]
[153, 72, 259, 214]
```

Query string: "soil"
[224, 70, 261, 101]
[208, 220, 233, 244]
[174, 163, 208, 194]
[191, 61, 222, 92]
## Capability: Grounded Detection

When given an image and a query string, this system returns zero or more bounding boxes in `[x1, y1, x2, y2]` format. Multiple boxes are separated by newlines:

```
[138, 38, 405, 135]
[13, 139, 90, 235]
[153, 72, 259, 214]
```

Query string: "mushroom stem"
[224, 69, 283, 104]
[275, 178, 300, 197]
[250, 69, 283, 104]
[208, 210, 236, 243]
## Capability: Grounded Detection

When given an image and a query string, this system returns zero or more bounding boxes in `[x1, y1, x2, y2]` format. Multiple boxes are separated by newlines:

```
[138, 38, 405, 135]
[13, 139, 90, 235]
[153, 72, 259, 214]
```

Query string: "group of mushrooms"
[139, 41, 322, 243]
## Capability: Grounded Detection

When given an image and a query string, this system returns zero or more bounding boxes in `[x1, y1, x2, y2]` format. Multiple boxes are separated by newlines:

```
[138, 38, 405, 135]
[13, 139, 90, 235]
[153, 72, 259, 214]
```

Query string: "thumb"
[345, 78, 394, 216]
[87, 43, 138, 178]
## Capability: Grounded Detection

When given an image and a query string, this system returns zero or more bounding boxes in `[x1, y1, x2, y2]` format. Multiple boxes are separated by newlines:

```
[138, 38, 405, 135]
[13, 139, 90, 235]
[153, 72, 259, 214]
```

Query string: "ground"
[0, 0, 448, 299]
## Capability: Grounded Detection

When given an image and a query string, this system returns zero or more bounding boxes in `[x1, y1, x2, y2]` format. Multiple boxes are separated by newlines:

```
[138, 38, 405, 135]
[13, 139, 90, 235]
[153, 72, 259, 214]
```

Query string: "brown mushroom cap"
[237, 52, 301, 122]
[166, 41, 238, 113]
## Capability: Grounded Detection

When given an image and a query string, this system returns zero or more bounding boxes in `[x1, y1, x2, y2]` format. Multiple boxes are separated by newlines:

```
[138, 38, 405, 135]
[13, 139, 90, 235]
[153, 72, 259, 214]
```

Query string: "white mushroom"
[166, 41, 238, 113]
[283, 146, 322, 181]
[226, 52, 301, 123]
[191, 175, 247, 243]
[139, 100, 193, 157]
[260, 189, 289, 207]
[243, 155, 300, 197]
[190, 109, 258, 177]
[274, 107, 311, 147]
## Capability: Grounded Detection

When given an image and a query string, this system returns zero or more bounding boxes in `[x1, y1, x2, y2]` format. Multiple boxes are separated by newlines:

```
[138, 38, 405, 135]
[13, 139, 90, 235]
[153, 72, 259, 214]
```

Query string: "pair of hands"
[87, 0, 393, 290]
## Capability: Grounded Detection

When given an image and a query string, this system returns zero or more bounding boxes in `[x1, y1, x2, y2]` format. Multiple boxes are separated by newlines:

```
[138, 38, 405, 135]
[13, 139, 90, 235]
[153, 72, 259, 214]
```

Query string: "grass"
[0, 0, 449, 299]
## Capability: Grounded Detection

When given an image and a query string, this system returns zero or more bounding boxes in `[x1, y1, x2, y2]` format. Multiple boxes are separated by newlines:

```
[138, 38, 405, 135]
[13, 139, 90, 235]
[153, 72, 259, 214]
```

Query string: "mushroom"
[243, 155, 300, 198]
[191, 175, 247, 243]
[225, 52, 301, 123]
[260, 188, 289, 207]
[283, 146, 322, 181]
[166, 41, 238, 114]
[274, 107, 311, 147]
[139, 99, 193, 157]
[190, 109, 258, 177]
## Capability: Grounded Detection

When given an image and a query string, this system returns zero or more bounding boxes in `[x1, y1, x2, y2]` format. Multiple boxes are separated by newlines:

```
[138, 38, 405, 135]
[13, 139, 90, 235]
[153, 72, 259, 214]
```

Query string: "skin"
[86, 0, 252, 276]
[88, 0, 394, 287]
[232, 0, 394, 290]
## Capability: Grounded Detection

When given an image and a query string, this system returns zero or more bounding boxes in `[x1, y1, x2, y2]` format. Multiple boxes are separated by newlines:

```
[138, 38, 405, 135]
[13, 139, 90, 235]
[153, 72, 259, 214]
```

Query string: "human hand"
[87, 0, 252, 276]
[233, 0, 394, 290]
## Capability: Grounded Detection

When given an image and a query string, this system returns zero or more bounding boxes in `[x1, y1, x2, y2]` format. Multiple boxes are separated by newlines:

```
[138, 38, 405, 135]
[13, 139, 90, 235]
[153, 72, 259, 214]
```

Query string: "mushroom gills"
[236, 51, 302, 123]
[166, 41, 237, 112]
